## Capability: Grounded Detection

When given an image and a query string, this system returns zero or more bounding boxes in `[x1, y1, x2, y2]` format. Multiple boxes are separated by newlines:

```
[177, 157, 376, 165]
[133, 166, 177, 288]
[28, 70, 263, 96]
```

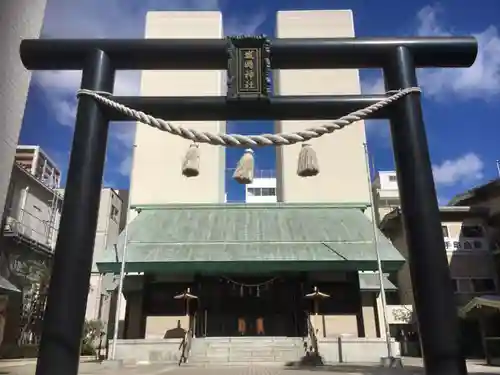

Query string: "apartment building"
[372, 171, 400, 225]
[380, 205, 496, 357]
[85, 188, 123, 323]
[381, 206, 496, 305]
[14, 146, 61, 188]
[450, 178, 500, 252]
[0, 154, 63, 349]
[54, 187, 125, 324]
[0, 142, 126, 350]
[376, 172, 498, 306]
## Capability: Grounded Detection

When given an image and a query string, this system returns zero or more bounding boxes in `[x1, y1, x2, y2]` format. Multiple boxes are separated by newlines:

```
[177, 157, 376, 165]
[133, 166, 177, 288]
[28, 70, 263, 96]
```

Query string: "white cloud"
[361, 5, 500, 101]
[224, 9, 268, 36]
[416, 5, 500, 100]
[432, 152, 484, 186]
[34, 70, 140, 127]
[118, 155, 133, 176]
[110, 122, 136, 147]
[361, 77, 384, 95]
[41, 0, 220, 39]
[416, 5, 450, 37]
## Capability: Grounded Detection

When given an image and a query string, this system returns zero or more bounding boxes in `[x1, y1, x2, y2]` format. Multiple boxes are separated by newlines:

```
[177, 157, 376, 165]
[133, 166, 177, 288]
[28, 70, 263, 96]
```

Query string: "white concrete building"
[0, 0, 47, 235]
[3, 162, 62, 254]
[129, 11, 226, 207]
[53, 187, 125, 327]
[245, 170, 277, 203]
[15, 146, 62, 188]
[1, 158, 62, 347]
[372, 171, 401, 224]
[275, 10, 370, 204]
[85, 188, 124, 323]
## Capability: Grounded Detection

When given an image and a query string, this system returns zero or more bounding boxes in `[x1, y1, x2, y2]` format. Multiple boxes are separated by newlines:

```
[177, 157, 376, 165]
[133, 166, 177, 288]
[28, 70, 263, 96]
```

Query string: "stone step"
[198, 351, 302, 355]
[189, 356, 296, 363]
[184, 361, 286, 367]
[197, 351, 301, 358]
[187, 337, 306, 365]
[198, 347, 301, 352]
[199, 343, 301, 348]
[199, 346, 302, 350]
[199, 341, 303, 346]
[195, 338, 303, 345]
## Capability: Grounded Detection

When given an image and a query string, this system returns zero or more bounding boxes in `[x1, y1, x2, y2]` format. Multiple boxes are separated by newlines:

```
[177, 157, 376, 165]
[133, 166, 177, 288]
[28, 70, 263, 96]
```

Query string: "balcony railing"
[3, 208, 59, 252]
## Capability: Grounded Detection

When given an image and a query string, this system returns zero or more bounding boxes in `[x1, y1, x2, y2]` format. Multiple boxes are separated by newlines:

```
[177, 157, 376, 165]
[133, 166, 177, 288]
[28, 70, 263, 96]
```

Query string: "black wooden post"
[384, 46, 467, 375]
[35, 50, 115, 375]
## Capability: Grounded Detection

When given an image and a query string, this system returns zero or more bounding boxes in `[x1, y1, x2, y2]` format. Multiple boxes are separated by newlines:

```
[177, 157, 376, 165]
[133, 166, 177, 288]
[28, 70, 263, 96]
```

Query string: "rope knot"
[76, 89, 113, 98]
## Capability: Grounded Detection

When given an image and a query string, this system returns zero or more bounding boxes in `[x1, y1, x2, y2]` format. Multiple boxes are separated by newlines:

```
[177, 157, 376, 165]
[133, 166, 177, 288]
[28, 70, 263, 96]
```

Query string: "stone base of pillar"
[380, 356, 403, 368]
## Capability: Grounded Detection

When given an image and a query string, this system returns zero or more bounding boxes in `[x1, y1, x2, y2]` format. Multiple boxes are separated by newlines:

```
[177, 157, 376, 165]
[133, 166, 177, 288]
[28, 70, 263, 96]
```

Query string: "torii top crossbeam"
[20, 37, 476, 70]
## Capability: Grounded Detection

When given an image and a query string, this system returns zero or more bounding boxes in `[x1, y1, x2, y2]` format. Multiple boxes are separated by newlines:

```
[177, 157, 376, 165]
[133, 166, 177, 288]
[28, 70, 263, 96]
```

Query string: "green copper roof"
[95, 203, 405, 274]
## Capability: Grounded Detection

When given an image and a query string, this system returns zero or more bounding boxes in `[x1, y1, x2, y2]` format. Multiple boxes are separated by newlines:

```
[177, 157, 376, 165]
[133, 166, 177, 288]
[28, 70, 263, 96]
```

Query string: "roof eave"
[131, 202, 371, 211]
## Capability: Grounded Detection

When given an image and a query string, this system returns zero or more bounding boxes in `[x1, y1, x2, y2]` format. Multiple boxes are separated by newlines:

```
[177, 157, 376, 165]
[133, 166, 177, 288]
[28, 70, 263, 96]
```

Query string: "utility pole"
[363, 142, 398, 367]
[110, 145, 136, 360]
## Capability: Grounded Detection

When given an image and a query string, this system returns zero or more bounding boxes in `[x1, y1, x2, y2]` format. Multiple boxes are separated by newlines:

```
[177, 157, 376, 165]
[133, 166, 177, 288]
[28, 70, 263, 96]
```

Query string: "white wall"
[0, 1, 47, 231]
[5, 166, 61, 250]
[275, 10, 370, 204]
[86, 189, 123, 322]
[374, 171, 399, 192]
[372, 171, 400, 224]
[130, 11, 225, 206]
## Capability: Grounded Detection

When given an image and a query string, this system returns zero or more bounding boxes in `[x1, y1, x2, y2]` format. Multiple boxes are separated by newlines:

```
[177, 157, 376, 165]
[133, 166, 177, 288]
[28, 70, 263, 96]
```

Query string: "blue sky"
[20, 0, 500, 203]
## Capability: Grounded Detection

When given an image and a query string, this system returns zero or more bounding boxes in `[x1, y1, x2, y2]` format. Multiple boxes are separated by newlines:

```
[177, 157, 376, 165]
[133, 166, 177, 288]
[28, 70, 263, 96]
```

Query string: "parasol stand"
[174, 288, 198, 335]
[305, 286, 330, 337]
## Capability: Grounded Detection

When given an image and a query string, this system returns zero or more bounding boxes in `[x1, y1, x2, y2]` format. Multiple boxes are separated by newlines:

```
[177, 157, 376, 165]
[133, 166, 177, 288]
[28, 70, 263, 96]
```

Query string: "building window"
[110, 205, 119, 222]
[388, 175, 397, 182]
[247, 187, 276, 197]
[261, 188, 276, 196]
[471, 278, 496, 293]
[461, 225, 484, 238]
[247, 187, 261, 196]
[442, 225, 449, 238]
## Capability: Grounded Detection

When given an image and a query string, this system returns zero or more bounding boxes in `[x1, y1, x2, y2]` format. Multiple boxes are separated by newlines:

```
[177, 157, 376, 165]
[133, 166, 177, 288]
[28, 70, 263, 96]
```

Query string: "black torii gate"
[20, 35, 477, 375]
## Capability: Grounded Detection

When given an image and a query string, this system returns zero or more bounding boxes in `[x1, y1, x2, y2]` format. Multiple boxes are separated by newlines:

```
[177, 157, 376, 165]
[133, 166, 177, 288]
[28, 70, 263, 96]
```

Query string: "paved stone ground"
[2, 358, 500, 375]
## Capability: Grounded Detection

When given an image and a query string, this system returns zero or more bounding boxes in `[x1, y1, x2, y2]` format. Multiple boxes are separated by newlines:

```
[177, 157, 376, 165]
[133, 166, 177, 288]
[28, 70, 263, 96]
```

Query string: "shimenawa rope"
[76, 87, 421, 147]
[76, 87, 420, 183]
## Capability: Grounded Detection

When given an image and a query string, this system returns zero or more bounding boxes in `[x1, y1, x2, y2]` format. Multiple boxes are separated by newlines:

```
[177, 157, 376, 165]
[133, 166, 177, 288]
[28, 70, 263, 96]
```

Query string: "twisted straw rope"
[77, 87, 421, 147]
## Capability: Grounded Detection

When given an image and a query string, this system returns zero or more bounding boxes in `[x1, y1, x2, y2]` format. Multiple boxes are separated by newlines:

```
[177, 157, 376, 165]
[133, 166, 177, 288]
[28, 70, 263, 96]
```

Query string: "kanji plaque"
[226, 36, 271, 101]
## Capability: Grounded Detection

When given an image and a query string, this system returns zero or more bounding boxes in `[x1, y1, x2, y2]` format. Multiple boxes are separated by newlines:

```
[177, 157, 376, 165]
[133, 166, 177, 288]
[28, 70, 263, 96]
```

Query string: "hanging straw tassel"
[297, 143, 319, 177]
[233, 148, 255, 184]
[182, 143, 200, 177]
